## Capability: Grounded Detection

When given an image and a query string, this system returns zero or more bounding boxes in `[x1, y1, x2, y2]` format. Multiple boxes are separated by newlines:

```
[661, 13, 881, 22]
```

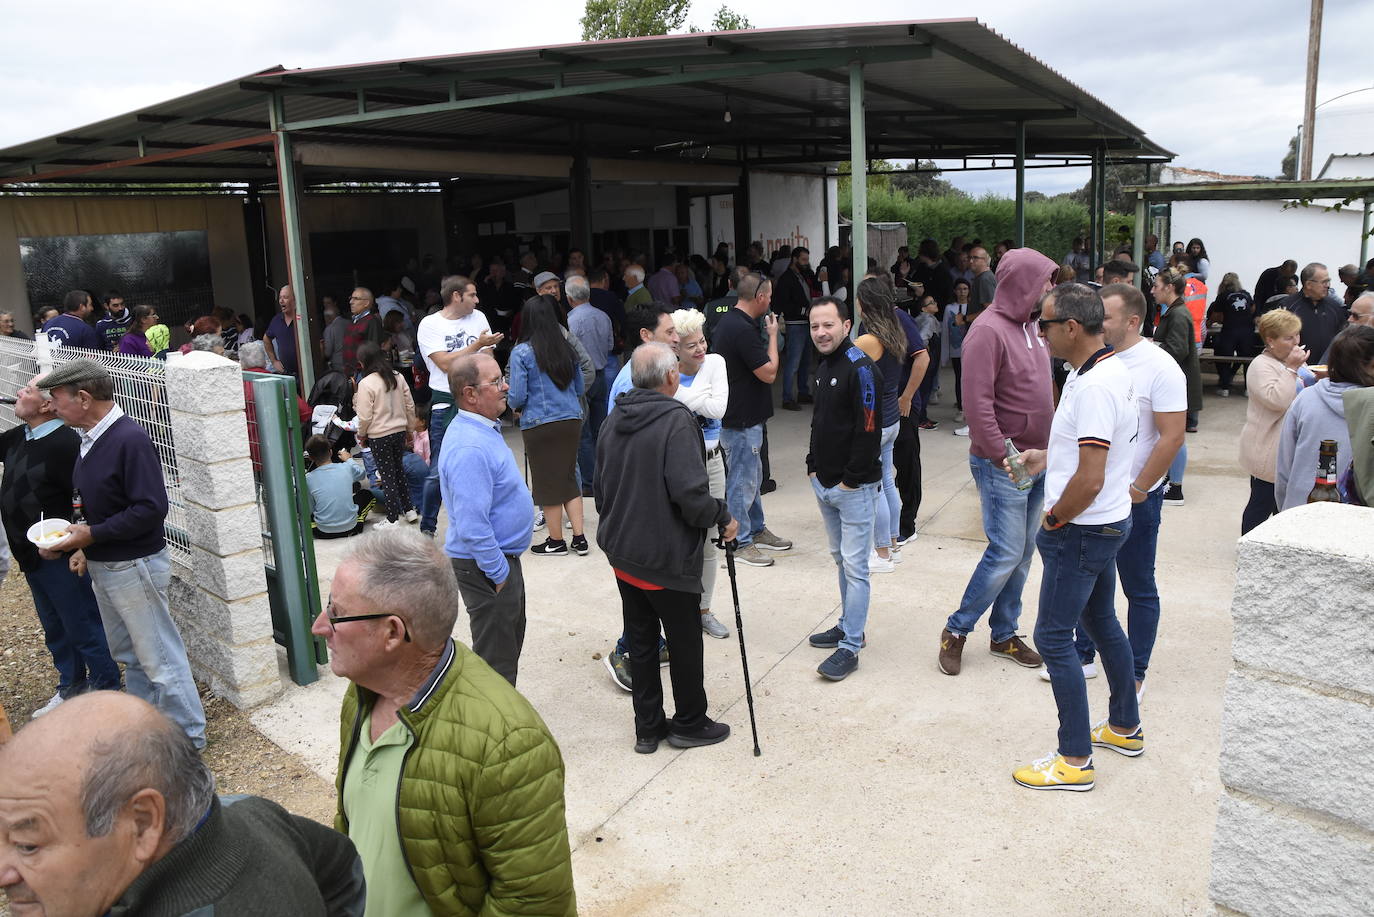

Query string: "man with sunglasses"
[314, 529, 575, 916]
[1009, 282, 1140, 791]
[437, 351, 535, 686]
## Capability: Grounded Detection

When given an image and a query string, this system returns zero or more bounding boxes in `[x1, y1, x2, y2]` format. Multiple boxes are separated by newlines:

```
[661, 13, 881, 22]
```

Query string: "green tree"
[690, 5, 752, 31]
[1280, 132, 1298, 180]
[580, 0, 690, 40]
[1060, 162, 1149, 214]
[889, 160, 967, 199]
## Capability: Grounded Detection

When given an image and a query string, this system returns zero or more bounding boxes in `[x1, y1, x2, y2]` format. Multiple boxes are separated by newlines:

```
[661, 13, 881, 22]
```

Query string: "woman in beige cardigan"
[354, 341, 418, 528]
[1238, 309, 1314, 533]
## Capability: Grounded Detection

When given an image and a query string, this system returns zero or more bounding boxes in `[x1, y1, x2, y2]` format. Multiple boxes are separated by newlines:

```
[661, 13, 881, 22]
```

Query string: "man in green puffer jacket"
[316, 529, 576, 917]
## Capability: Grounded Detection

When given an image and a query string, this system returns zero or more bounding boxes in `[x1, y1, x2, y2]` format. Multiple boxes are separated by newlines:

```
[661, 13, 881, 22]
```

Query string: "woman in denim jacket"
[509, 295, 588, 556]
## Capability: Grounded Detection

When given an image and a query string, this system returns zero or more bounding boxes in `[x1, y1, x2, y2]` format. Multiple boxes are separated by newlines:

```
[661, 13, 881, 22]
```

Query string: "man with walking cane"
[594, 343, 738, 754]
[804, 297, 883, 682]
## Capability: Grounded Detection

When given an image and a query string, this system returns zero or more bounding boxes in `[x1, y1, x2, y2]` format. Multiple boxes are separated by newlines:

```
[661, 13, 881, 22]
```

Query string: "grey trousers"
[451, 555, 527, 686]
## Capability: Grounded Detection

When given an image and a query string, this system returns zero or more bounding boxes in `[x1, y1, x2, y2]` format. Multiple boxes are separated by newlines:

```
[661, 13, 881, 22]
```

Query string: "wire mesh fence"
[0, 336, 192, 568]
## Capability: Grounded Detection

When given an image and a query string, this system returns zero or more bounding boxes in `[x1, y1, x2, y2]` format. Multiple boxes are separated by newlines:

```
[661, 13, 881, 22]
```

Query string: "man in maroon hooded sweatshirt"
[938, 248, 1058, 676]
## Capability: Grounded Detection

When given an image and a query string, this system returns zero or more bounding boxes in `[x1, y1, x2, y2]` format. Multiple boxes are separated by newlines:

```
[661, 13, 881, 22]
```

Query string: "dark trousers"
[761, 423, 771, 483]
[1213, 327, 1253, 389]
[951, 357, 964, 410]
[451, 555, 527, 686]
[1241, 476, 1277, 535]
[617, 578, 707, 740]
[893, 413, 923, 537]
[917, 336, 941, 421]
[369, 430, 413, 522]
[25, 557, 121, 695]
[578, 366, 611, 487]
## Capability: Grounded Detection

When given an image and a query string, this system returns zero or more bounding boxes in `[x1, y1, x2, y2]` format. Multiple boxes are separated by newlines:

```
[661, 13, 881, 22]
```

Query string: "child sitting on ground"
[304, 435, 375, 539]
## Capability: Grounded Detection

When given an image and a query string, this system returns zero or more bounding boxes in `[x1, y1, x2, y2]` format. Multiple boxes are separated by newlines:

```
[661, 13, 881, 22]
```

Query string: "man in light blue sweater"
[439, 352, 535, 685]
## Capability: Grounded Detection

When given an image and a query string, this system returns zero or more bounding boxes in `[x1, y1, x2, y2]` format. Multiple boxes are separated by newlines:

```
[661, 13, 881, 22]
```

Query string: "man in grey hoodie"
[595, 343, 737, 755]
[938, 248, 1058, 677]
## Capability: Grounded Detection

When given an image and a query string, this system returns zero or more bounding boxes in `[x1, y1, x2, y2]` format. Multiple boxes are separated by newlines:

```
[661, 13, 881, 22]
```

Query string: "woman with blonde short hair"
[1238, 308, 1313, 532]
[671, 307, 732, 638]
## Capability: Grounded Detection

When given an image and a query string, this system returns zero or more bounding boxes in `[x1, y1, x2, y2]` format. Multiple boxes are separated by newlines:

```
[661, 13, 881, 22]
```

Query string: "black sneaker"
[817, 648, 859, 681]
[1162, 483, 1184, 506]
[530, 538, 569, 556]
[808, 625, 866, 649]
[798, 393, 814, 405]
[635, 727, 669, 754]
[667, 719, 731, 749]
[570, 534, 589, 555]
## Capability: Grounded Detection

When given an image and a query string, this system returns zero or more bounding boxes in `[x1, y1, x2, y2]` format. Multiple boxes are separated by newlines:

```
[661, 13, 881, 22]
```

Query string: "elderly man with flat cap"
[38, 359, 206, 749]
[0, 692, 366, 916]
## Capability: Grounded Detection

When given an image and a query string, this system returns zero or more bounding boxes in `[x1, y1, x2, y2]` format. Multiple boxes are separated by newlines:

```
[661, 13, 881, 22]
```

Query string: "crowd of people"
[3, 229, 1374, 913]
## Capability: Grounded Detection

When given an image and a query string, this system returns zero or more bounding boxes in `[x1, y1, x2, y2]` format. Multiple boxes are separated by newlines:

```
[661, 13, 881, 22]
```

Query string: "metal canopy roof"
[1123, 179, 1374, 202]
[0, 18, 1172, 187]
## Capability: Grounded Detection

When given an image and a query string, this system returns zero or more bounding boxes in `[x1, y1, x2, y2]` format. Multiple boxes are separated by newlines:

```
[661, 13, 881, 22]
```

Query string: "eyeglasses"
[325, 600, 411, 642]
[469, 379, 506, 390]
[1037, 317, 1073, 332]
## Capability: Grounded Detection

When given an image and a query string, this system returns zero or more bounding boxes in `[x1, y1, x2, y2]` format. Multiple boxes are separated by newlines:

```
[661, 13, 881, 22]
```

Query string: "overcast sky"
[4, 0, 1372, 197]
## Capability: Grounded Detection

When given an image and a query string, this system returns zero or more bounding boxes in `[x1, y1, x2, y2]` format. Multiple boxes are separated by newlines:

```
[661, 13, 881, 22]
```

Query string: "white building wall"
[749, 171, 831, 258]
[1171, 198, 1367, 293]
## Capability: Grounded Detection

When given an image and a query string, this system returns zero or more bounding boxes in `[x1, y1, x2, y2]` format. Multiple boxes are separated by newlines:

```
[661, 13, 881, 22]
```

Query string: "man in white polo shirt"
[1048, 283, 1185, 700]
[416, 275, 502, 537]
[1007, 282, 1141, 792]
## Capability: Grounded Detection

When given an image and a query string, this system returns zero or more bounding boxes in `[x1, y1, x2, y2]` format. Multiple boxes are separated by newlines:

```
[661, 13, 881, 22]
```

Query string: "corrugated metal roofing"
[0, 19, 1172, 186]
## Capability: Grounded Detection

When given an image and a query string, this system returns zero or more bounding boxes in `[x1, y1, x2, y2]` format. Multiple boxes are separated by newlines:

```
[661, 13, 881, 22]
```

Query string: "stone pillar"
[165, 351, 280, 707]
[1210, 503, 1374, 916]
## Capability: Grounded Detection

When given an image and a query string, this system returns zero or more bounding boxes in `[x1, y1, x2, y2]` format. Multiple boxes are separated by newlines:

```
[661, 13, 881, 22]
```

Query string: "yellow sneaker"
[1013, 752, 1095, 791]
[1090, 720, 1145, 757]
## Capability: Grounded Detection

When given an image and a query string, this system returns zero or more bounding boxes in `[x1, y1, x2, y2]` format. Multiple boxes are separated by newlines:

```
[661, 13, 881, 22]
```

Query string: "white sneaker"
[31, 692, 64, 719]
[897, 530, 919, 546]
[1038, 662, 1099, 682]
[868, 551, 896, 574]
[700, 611, 730, 639]
[404, 509, 419, 524]
[372, 519, 401, 530]
[564, 518, 572, 530]
[954, 425, 970, 437]
[890, 546, 903, 564]
[534, 510, 546, 530]
[954, 410, 965, 423]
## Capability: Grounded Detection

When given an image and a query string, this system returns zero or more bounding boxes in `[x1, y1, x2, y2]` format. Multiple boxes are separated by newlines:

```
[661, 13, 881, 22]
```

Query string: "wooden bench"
[1198, 351, 1255, 385]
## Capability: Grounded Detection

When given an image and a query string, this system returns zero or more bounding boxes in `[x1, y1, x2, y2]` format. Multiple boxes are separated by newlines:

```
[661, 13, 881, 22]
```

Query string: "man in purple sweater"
[938, 248, 1058, 678]
[40, 359, 206, 748]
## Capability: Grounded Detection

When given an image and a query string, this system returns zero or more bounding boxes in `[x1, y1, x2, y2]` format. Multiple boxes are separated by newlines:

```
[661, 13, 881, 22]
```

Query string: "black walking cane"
[718, 526, 762, 756]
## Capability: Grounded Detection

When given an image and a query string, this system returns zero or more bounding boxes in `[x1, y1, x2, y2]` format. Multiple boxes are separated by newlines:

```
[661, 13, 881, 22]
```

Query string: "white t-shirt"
[1044, 349, 1138, 526]
[1115, 339, 1187, 489]
[416, 309, 491, 395]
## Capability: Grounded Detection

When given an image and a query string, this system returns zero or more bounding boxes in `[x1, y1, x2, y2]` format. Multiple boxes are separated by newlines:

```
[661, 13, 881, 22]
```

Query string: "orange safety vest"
[1184, 277, 1208, 344]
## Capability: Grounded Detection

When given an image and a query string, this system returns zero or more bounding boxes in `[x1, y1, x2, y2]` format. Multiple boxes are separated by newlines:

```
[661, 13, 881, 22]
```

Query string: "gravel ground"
[0, 568, 338, 849]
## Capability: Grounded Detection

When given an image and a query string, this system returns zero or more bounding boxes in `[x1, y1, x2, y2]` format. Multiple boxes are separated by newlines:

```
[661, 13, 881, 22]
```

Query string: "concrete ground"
[252, 369, 1249, 916]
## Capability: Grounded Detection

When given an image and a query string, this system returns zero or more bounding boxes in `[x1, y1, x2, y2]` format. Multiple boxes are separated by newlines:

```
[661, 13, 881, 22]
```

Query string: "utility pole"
[1301, 0, 1324, 180]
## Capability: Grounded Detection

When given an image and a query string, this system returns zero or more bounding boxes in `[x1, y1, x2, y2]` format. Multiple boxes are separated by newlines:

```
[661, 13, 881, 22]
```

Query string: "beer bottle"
[1306, 439, 1341, 504]
[1005, 438, 1033, 491]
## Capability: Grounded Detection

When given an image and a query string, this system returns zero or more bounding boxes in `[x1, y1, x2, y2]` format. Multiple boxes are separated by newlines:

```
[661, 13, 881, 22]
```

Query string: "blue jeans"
[872, 421, 900, 548]
[812, 478, 876, 654]
[721, 424, 766, 549]
[420, 399, 455, 533]
[1168, 442, 1187, 486]
[1073, 484, 1164, 680]
[26, 557, 121, 695]
[1034, 519, 1138, 758]
[403, 451, 428, 513]
[782, 323, 811, 402]
[87, 549, 206, 749]
[946, 455, 1044, 643]
[578, 366, 611, 487]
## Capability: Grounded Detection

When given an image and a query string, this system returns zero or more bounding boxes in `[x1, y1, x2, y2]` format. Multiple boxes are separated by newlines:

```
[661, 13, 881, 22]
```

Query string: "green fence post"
[252, 375, 326, 683]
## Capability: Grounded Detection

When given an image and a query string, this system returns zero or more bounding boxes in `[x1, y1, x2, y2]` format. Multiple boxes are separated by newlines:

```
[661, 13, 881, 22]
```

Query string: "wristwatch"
[1044, 511, 1066, 530]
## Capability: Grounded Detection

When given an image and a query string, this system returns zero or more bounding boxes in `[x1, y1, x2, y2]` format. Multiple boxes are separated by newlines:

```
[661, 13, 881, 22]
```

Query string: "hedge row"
[840, 186, 1135, 264]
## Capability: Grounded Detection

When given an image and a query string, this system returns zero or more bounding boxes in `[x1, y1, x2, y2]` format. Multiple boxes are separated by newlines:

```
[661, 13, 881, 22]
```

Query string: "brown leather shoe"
[990, 635, 1042, 668]
[938, 628, 967, 675]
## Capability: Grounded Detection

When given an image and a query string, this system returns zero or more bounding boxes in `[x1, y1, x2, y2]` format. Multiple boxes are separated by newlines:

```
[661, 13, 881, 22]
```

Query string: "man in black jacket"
[0, 692, 365, 916]
[804, 297, 883, 682]
[595, 343, 737, 754]
[774, 246, 816, 409]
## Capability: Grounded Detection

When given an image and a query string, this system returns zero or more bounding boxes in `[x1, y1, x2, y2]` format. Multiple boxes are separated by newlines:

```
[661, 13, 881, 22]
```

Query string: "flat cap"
[532, 271, 560, 289]
[36, 358, 112, 391]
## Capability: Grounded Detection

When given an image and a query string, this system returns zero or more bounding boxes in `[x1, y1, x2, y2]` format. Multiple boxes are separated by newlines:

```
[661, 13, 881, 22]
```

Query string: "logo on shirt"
[445, 332, 478, 352]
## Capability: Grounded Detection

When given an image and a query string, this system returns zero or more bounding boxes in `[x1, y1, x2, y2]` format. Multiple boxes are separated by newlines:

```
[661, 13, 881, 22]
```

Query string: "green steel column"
[849, 62, 867, 323]
[1362, 198, 1371, 268]
[1133, 192, 1147, 290]
[1095, 147, 1108, 266]
[271, 94, 316, 394]
[1014, 121, 1026, 247]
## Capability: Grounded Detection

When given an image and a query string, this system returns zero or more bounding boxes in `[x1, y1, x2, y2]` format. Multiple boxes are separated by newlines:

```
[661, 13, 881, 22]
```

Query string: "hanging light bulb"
[723, 95, 732, 123]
